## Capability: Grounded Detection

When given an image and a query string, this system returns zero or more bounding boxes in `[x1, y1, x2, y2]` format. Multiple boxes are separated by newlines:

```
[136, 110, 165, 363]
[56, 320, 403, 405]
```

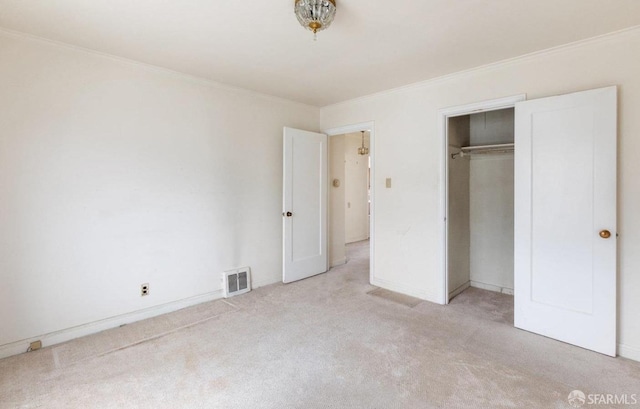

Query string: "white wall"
[344, 132, 370, 243]
[469, 110, 514, 292]
[329, 135, 346, 266]
[320, 28, 640, 361]
[469, 155, 514, 292]
[469, 109, 515, 145]
[0, 31, 319, 352]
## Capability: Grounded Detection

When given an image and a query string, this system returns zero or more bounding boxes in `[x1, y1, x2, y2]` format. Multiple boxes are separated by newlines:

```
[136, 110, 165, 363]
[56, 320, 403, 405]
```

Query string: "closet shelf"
[452, 143, 514, 159]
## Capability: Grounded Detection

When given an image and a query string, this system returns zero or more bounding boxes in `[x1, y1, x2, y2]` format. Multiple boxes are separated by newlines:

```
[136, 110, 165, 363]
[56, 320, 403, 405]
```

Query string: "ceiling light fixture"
[358, 131, 369, 156]
[294, 0, 336, 40]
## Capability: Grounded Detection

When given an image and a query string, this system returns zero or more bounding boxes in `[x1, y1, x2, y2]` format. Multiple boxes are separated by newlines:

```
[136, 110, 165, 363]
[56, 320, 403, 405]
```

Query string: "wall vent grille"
[222, 267, 251, 298]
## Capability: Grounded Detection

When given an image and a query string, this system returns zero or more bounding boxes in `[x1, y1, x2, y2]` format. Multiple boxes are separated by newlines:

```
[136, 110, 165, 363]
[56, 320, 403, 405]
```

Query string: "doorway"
[328, 131, 371, 268]
[325, 123, 375, 283]
[440, 95, 524, 307]
[438, 88, 617, 356]
[448, 108, 516, 305]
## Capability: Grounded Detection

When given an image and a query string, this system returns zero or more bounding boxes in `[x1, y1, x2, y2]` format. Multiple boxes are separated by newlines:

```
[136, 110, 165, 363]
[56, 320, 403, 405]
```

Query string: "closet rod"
[451, 143, 514, 159]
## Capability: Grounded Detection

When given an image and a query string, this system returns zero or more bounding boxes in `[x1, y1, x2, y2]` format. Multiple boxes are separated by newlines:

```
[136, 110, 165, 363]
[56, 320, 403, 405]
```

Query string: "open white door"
[514, 86, 617, 356]
[283, 127, 328, 283]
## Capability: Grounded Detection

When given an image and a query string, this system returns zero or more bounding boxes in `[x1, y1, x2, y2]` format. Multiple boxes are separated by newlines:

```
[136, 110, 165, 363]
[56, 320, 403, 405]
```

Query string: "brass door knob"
[599, 230, 611, 239]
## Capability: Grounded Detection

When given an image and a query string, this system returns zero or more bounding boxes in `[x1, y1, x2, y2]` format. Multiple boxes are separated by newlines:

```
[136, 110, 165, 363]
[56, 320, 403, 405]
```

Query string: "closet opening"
[445, 106, 516, 322]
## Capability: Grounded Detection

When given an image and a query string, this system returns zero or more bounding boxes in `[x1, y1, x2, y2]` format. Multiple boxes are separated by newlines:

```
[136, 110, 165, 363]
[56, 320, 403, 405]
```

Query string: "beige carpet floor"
[1, 240, 639, 408]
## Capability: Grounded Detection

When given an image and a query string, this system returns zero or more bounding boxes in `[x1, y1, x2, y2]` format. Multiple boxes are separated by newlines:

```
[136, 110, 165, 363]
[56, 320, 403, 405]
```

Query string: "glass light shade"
[294, 0, 336, 34]
[358, 131, 369, 155]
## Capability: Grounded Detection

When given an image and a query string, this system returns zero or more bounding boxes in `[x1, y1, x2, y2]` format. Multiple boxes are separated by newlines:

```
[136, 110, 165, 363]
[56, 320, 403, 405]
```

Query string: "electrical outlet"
[141, 283, 150, 296]
[28, 340, 42, 352]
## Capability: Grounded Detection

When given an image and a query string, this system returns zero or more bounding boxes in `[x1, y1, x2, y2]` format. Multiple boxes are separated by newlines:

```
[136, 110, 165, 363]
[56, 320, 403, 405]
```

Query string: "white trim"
[330, 257, 347, 268]
[618, 343, 640, 362]
[371, 277, 437, 302]
[251, 276, 280, 290]
[470, 280, 514, 296]
[346, 235, 370, 244]
[323, 122, 375, 137]
[324, 122, 376, 288]
[449, 281, 470, 299]
[3, 24, 638, 110]
[322, 25, 640, 109]
[438, 94, 526, 118]
[438, 95, 525, 305]
[0, 290, 223, 360]
[0, 28, 317, 110]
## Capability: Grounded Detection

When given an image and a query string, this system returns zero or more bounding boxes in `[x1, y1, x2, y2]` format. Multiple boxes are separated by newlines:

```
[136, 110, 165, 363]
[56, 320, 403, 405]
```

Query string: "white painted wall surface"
[0, 32, 319, 350]
[329, 135, 346, 266]
[344, 132, 370, 244]
[469, 155, 514, 292]
[320, 28, 640, 361]
[469, 109, 515, 145]
[469, 110, 514, 292]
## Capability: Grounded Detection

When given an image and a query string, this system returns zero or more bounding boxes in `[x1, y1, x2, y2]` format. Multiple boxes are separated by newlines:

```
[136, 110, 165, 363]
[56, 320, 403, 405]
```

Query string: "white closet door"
[514, 86, 617, 356]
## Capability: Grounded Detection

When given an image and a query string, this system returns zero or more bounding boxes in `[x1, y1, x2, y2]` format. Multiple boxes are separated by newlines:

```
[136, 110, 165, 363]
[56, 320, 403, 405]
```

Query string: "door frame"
[438, 95, 526, 305]
[323, 122, 375, 285]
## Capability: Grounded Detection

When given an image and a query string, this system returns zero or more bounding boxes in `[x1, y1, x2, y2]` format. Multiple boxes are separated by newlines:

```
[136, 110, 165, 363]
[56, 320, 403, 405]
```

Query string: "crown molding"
[0, 27, 320, 110]
[322, 25, 640, 110]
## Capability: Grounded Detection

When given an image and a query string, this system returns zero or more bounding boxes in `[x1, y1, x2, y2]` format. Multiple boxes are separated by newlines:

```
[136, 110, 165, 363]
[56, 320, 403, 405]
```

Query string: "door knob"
[599, 230, 611, 239]
[283, 211, 293, 217]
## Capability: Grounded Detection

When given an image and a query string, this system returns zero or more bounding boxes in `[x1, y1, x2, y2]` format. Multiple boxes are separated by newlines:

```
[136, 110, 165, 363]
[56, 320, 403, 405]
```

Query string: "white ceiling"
[1, 0, 639, 106]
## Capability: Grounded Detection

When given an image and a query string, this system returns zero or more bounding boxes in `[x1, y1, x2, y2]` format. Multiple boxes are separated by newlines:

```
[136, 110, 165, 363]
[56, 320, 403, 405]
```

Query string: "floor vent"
[222, 267, 251, 298]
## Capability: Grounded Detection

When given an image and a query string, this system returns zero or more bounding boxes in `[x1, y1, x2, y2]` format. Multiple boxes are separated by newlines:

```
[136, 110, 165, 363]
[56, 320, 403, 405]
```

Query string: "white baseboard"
[346, 236, 370, 244]
[371, 277, 436, 303]
[449, 281, 471, 300]
[470, 280, 514, 295]
[330, 257, 347, 268]
[618, 343, 640, 362]
[4, 281, 637, 366]
[251, 275, 281, 290]
[0, 289, 223, 360]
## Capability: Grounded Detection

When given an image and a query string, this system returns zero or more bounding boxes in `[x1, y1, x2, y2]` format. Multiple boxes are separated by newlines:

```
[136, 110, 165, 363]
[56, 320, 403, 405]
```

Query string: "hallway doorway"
[327, 128, 372, 276]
